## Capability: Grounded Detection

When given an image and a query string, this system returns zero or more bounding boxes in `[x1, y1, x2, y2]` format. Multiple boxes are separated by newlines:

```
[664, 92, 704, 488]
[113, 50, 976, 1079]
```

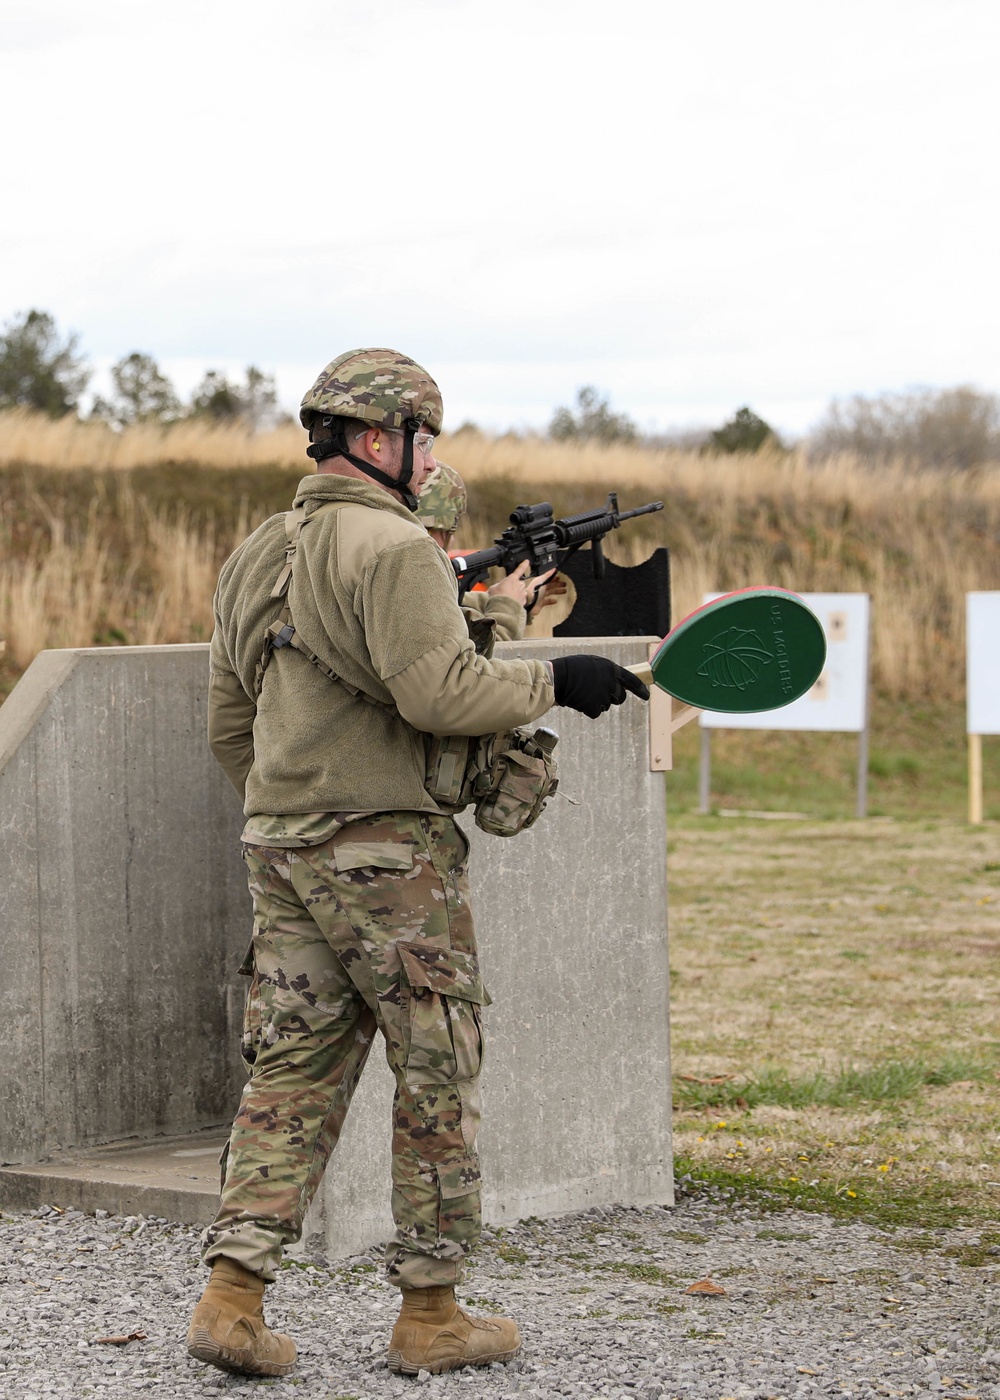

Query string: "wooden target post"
[966, 593, 1000, 824]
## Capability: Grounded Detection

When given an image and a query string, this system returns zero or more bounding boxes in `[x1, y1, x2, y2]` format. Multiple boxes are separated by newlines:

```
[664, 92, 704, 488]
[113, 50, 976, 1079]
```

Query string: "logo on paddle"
[697, 626, 774, 691]
[647, 590, 823, 711]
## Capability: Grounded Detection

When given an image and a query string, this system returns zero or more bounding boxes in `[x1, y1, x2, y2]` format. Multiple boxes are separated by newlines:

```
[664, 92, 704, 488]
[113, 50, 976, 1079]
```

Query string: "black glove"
[550, 655, 650, 719]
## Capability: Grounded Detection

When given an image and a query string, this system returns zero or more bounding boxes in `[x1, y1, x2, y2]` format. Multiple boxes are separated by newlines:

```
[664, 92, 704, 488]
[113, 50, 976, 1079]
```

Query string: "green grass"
[674, 1054, 997, 1112]
[495, 1244, 529, 1265]
[669, 815, 1000, 1219]
[666, 701, 987, 822]
[460, 1295, 504, 1313]
[674, 1155, 996, 1232]
[942, 1232, 1000, 1267]
[591, 1261, 679, 1287]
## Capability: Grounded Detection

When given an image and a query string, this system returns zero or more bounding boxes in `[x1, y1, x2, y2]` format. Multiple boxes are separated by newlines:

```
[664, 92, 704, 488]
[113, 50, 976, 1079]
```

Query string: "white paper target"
[967, 593, 1000, 735]
[699, 592, 870, 732]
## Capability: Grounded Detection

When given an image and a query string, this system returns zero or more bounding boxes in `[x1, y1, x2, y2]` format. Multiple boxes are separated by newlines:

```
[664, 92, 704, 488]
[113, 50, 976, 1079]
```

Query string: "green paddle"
[628, 587, 827, 713]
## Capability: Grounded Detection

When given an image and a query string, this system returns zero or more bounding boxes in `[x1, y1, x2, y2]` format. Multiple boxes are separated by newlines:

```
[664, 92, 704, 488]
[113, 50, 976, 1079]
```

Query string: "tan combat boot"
[186, 1257, 296, 1377]
[387, 1285, 522, 1375]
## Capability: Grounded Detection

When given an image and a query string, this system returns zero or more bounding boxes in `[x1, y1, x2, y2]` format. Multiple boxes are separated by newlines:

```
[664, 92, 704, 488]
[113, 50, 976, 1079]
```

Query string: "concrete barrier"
[0, 646, 250, 1165]
[0, 641, 671, 1253]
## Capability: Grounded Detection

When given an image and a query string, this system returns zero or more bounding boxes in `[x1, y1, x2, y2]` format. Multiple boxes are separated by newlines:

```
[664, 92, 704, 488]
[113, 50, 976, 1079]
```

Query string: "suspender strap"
[253, 502, 392, 708]
[268, 504, 308, 602]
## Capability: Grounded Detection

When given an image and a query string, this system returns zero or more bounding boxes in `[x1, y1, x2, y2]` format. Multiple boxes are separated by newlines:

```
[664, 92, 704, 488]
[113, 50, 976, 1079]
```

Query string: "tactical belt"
[253, 501, 390, 707]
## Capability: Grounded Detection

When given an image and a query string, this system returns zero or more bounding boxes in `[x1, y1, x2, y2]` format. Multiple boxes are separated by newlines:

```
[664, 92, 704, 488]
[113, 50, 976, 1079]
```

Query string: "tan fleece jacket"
[208, 473, 554, 814]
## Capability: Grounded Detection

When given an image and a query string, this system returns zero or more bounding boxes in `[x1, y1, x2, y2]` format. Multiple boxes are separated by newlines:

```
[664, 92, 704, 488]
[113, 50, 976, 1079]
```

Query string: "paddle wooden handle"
[626, 661, 654, 687]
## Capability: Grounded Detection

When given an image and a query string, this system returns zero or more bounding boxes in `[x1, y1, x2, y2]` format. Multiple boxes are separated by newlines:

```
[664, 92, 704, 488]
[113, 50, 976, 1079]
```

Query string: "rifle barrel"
[554, 500, 663, 548]
[618, 501, 664, 521]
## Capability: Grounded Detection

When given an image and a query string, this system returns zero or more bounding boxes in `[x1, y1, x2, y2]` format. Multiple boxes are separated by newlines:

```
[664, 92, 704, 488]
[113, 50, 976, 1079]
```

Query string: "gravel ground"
[2, 1184, 999, 1400]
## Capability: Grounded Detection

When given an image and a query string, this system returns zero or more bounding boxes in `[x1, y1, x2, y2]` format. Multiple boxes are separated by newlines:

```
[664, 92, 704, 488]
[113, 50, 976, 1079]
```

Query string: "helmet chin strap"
[306, 418, 420, 512]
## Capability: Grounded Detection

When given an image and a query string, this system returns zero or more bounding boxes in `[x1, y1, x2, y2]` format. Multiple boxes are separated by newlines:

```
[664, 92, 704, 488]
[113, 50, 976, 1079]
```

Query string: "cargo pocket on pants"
[332, 840, 415, 875]
[434, 1154, 482, 1256]
[397, 942, 490, 1085]
[438, 1156, 482, 1199]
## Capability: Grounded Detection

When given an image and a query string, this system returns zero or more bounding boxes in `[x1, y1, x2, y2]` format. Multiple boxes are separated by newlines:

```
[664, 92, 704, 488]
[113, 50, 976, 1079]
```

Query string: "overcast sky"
[1, 0, 998, 437]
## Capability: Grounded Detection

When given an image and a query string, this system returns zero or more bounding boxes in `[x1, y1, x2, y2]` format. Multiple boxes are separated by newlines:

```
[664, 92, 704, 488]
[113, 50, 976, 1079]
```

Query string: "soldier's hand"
[526, 569, 568, 616]
[550, 654, 650, 718]
[489, 561, 555, 609]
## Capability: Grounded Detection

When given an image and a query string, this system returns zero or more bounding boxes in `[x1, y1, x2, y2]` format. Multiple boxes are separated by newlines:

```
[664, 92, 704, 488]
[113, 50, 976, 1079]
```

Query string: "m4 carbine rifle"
[450, 492, 664, 601]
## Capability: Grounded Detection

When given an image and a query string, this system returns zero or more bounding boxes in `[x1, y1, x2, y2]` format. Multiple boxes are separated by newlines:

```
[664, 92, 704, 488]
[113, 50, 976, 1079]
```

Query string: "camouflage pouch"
[423, 607, 498, 810]
[471, 727, 559, 838]
[424, 732, 477, 809]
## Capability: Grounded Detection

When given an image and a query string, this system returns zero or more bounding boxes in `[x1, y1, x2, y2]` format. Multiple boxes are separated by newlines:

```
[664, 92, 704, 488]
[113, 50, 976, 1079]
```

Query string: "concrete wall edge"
[0, 649, 80, 774]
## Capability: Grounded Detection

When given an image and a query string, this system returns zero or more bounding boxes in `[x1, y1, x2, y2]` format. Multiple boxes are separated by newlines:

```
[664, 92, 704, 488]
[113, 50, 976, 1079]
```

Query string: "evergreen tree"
[0, 309, 89, 417]
[189, 365, 279, 429]
[91, 351, 181, 428]
[708, 406, 779, 454]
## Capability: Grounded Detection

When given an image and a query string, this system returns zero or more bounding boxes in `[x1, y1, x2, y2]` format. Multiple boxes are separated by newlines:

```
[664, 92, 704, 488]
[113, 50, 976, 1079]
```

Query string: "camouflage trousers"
[201, 812, 487, 1289]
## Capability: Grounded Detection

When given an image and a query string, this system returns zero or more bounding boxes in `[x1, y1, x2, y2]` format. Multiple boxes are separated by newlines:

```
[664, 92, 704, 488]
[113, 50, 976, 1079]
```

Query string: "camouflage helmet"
[416, 462, 467, 533]
[299, 347, 444, 436]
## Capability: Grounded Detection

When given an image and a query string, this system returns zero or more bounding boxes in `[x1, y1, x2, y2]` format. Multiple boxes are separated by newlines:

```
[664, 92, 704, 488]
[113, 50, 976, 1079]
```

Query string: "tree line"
[3, 307, 998, 467]
[0, 309, 281, 431]
[548, 383, 1000, 468]
[806, 385, 1000, 471]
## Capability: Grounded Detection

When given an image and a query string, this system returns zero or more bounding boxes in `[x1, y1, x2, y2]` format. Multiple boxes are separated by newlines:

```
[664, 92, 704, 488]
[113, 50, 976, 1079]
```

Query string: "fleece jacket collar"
[293, 473, 418, 523]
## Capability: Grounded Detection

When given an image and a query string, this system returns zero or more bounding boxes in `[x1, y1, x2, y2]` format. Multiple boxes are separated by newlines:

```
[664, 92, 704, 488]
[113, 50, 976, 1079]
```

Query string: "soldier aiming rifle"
[416, 461, 566, 639]
[451, 492, 663, 601]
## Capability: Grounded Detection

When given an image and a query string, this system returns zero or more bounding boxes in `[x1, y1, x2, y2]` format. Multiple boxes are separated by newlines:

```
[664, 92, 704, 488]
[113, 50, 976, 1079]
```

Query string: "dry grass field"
[3, 410, 1000, 709]
[668, 812, 1000, 1226]
[0, 409, 309, 473]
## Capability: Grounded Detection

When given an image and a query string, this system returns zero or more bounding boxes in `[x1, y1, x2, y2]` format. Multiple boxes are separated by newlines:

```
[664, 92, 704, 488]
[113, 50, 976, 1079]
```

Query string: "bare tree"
[809, 386, 1000, 469]
[549, 386, 637, 444]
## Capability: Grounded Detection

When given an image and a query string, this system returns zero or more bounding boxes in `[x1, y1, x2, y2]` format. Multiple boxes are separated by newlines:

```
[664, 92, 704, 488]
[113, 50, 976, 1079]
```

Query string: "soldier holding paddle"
[188, 348, 649, 1380]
